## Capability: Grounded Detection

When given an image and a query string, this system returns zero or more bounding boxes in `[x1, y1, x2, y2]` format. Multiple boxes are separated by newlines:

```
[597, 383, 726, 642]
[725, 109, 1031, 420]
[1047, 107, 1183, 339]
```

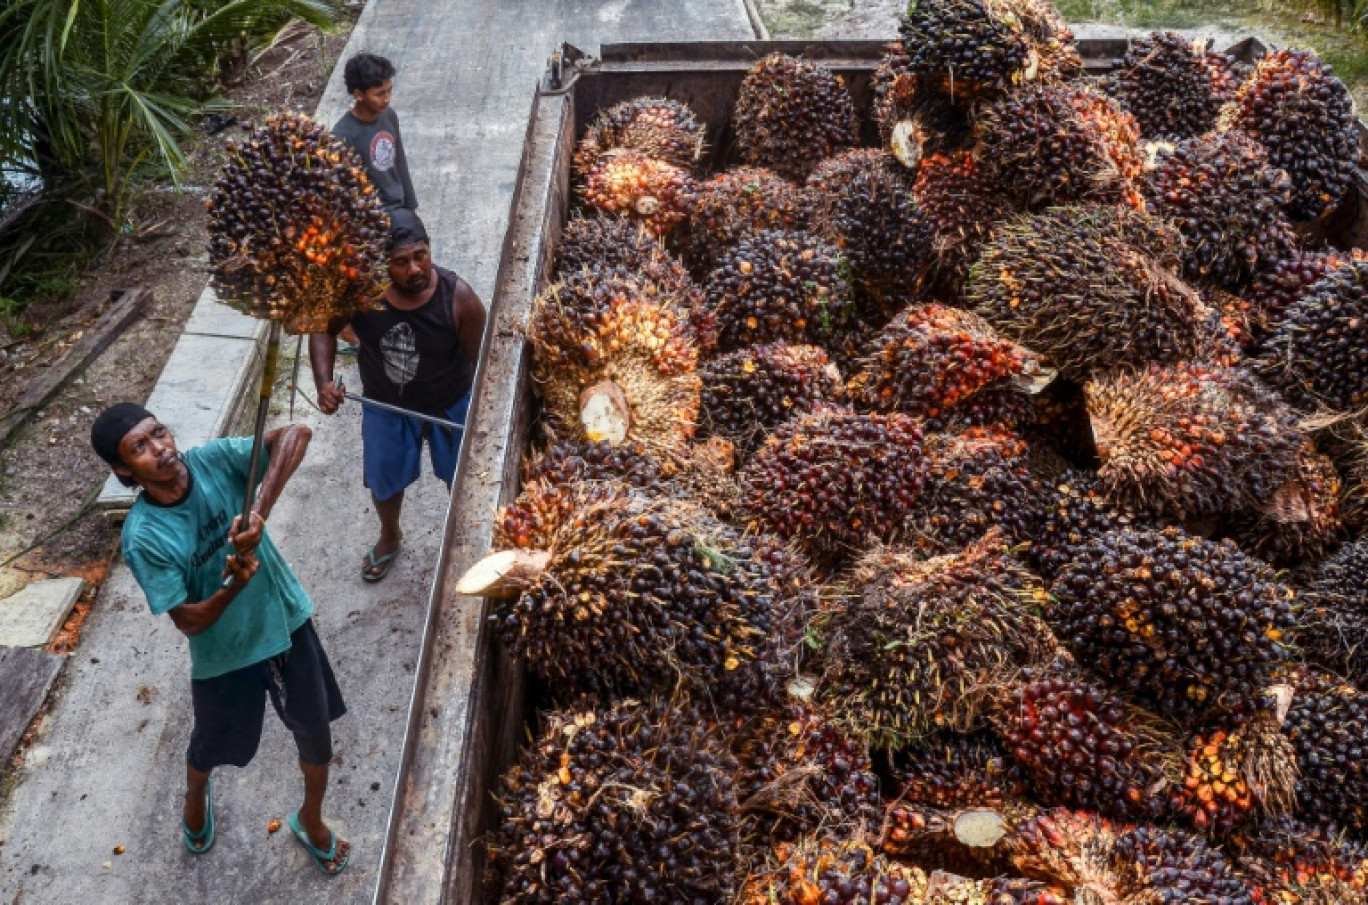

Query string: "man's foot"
[183, 779, 214, 854]
[289, 811, 350, 876]
[361, 534, 402, 582]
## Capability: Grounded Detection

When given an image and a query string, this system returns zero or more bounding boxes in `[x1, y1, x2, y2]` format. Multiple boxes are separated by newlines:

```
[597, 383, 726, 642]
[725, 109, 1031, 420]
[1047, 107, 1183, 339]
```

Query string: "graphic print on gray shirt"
[332, 108, 419, 213]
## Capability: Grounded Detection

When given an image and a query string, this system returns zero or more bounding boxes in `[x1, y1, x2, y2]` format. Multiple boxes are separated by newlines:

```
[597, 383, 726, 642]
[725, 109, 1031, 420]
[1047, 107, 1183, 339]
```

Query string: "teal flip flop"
[288, 811, 350, 876]
[183, 778, 215, 854]
[361, 544, 400, 583]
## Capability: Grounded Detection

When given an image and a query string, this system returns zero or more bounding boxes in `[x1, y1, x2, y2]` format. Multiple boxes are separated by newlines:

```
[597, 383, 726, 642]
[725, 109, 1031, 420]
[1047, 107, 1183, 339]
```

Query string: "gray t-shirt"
[332, 108, 418, 213]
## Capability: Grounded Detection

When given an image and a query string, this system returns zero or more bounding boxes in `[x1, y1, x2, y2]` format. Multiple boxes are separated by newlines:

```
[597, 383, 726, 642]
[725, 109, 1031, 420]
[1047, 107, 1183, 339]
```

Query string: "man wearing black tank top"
[310, 212, 485, 581]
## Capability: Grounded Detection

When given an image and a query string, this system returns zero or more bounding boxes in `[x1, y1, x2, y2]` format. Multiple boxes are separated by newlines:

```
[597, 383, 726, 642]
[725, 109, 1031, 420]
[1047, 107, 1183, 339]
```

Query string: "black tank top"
[351, 267, 475, 415]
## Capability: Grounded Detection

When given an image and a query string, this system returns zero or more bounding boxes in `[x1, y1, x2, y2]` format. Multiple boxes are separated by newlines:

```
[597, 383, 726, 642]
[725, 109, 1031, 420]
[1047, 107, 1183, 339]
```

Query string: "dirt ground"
[0, 20, 357, 601]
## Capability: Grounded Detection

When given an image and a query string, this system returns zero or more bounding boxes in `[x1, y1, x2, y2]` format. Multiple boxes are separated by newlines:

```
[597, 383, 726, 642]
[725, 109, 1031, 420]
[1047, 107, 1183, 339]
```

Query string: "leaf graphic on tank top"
[380, 321, 419, 390]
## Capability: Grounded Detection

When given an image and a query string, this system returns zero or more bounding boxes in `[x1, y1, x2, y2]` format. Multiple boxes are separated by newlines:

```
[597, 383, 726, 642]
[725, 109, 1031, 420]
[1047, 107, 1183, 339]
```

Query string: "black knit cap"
[385, 209, 429, 252]
[90, 402, 155, 466]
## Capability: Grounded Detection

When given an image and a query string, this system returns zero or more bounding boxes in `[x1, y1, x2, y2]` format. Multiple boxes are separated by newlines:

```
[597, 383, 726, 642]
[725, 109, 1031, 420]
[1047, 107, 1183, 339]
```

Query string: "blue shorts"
[362, 391, 470, 502]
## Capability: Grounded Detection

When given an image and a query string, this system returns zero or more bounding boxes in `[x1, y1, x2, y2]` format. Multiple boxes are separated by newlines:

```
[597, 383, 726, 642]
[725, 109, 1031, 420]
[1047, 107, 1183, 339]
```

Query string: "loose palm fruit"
[702, 228, 856, 351]
[207, 112, 389, 333]
[1255, 259, 1368, 412]
[698, 342, 844, 459]
[734, 53, 859, 183]
[1052, 526, 1295, 723]
[822, 535, 1057, 746]
[976, 84, 1145, 211]
[578, 149, 694, 237]
[571, 96, 705, 176]
[1104, 32, 1244, 140]
[735, 703, 882, 846]
[1219, 48, 1359, 221]
[1144, 131, 1297, 289]
[528, 273, 701, 458]
[683, 166, 805, 275]
[968, 206, 1205, 380]
[1086, 362, 1304, 520]
[740, 405, 926, 563]
[849, 305, 1050, 419]
[913, 151, 1017, 291]
[491, 697, 738, 903]
[996, 669, 1181, 820]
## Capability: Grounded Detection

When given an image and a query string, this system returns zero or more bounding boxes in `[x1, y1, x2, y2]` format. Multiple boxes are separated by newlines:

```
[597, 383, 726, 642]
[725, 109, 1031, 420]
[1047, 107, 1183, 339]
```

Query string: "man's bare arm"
[167, 552, 258, 636]
[255, 424, 311, 522]
[309, 319, 347, 414]
[452, 278, 486, 368]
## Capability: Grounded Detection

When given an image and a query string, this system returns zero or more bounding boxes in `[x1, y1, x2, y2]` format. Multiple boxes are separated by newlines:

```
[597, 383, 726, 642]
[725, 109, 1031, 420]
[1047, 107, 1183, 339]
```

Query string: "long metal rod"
[222, 321, 283, 590]
[342, 391, 465, 432]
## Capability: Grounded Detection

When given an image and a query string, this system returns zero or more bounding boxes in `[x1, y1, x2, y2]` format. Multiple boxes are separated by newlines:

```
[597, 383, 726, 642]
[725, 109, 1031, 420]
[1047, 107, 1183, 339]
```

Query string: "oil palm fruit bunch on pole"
[571, 96, 705, 175]
[1103, 32, 1245, 140]
[733, 54, 859, 183]
[976, 84, 1145, 211]
[1144, 131, 1298, 290]
[578, 149, 694, 237]
[701, 228, 856, 351]
[739, 404, 927, 564]
[848, 305, 1051, 420]
[527, 272, 701, 458]
[698, 342, 845, 459]
[968, 206, 1206, 380]
[1050, 526, 1296, 724]
[821, 535, 1058, 746]
[1219, 48, 1360, 221]
[1255, 258, 1368, 412]
[207, 112, 389, 333]
[683, 166, 806, 275]
[1085, 363, 1305, 521]
[490, 697, 739, 903]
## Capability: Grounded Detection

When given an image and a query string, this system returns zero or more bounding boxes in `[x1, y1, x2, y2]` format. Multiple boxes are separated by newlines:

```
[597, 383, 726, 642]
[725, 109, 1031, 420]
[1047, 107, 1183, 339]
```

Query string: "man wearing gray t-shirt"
[333, 53, 418, 214]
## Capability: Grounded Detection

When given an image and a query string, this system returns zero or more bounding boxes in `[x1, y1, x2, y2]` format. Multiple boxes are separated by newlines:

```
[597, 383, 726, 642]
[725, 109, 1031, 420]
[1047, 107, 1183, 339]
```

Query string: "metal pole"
[342, 391, 465, 432]
[222, 321, 283, 590]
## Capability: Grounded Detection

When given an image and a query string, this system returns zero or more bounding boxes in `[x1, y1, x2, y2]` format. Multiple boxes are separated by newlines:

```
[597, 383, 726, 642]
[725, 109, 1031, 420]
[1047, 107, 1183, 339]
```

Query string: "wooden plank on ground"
[0, 287, 150, 446]
[0, 646, 64, 765]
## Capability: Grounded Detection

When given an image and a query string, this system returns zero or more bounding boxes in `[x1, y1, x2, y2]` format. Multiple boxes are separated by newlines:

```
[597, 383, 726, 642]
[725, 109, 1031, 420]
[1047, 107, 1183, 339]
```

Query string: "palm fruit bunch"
[527, 272, 700, 458]
[578, 149, 694, 237]
[1171, 716, 1298, 837]
[683, 166, 806, 274]
[848, 305, 1050, 420]
[1105, 824, 1256, 903]
[975, 84, 1144, 211]
[207, 112, 389, 333]
[698, 342, 845, 459]
[1282, 670, 1368, 833]
[1103, 32, 1244, 140]
[1085, 362, 1305, 521]
[822, 537, 1058, 746]
[1297, 541, 1368, 684]
[881, 734, 1033, 876]
[1014, 0, 1082, 83]
[1248, 247, 1368, 336]
[906, 428, 1047, 553]
[491, 697, 738, 903]
[571, 96, 705, 176]
[475, 490, 800, 709]
[1027, 468, 1156, 579]
[734, 703, 882, 846]
[702, 228, 856, 353]
[733, 54, 859, 183]
[1219, 48, 1359, 221]
[554, 215, 701, 304]
[1051, 526, 1296, 723]
[804, 151, 937, 317]
[740, 405, 926, 563]
[870, 44, 975, 165]
[1004, 810, 1121, 895]
[912, 152, 1016, 291]
[1255, 258, 1368, 412]
[1233, 817, 1368, 904]
[968, 206, 1205, 380]
[926, 387, 1039, 434]
[1226, 441, 1344, 566]
[896, 0, 1037, 105]
[738, 836, 929, 905]
[1144, 131, 1297, 289]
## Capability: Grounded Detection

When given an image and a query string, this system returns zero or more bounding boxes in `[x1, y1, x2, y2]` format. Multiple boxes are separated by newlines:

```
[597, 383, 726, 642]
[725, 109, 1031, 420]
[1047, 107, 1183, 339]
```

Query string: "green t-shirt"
[122, 437, 313, 680]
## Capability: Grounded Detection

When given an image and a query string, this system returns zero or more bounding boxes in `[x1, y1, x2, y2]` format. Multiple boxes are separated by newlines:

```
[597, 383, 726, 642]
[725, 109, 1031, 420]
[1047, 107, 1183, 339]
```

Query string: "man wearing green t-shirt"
[90, 403, 350, 875]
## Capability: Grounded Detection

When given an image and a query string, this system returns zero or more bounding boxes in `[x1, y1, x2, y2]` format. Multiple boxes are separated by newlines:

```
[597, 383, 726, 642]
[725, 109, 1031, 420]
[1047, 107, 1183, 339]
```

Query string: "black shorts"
[186, 619, 347, 772]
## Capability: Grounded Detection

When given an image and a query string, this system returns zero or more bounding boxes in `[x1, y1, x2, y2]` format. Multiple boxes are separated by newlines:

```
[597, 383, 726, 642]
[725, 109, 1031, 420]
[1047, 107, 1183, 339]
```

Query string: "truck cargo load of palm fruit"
[454, 1, 1368, 900]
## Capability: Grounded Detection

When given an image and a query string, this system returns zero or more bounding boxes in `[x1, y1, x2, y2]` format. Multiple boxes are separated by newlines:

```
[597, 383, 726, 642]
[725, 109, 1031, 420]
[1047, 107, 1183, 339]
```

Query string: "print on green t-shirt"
[122, 437, 314, 680]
